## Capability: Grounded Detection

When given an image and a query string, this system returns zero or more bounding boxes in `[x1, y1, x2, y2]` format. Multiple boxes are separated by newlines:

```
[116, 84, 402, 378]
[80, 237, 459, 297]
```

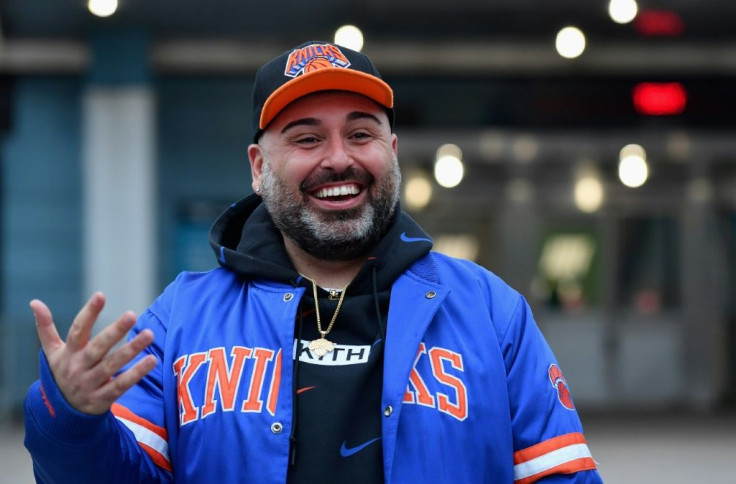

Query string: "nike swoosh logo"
[340, 437, 381, 457]
[400, 232, 432, 244]
[297, 386, 316, 394]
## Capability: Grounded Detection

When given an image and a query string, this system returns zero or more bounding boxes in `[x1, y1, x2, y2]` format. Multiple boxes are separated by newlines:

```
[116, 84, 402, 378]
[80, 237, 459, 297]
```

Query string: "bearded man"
[24, 41, 603, 484]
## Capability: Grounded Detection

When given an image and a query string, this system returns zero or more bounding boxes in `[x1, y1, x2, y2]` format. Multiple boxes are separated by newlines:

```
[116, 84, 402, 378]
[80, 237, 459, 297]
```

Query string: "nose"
[320, 136, 353, 172]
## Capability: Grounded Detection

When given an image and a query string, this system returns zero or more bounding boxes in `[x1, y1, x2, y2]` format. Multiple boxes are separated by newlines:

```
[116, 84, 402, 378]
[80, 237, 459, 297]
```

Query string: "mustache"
[300, 166, 374, 193]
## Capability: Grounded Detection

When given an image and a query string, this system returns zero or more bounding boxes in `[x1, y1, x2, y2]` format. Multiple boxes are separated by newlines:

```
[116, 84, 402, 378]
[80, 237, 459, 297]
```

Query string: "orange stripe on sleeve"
[514, 432, 587, 464]
[111, 403, 168, 440]
[515, 457, 597, 484]
[513, 433, 597, 483]
[139, 442, 173, 473]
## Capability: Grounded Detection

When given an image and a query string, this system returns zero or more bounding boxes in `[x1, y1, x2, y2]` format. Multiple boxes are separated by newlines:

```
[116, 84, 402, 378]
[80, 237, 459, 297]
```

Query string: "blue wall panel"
[156, 77, 254, 285]
[1, 77, 83, 409]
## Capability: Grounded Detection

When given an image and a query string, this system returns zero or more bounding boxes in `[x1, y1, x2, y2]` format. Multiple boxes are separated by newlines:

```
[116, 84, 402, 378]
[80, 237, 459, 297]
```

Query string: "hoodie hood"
[209, 194, 433, 292]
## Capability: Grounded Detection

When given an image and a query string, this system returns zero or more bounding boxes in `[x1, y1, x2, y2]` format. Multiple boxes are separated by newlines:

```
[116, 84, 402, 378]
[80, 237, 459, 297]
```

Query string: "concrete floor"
[2, 412, 735, 483]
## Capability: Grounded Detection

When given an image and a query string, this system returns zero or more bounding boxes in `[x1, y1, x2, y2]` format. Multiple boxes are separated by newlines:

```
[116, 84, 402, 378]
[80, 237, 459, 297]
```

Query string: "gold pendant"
[308, 337, 335, 357]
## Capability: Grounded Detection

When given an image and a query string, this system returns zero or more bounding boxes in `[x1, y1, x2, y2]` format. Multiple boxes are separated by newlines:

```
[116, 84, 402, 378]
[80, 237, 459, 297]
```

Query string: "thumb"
[30, 299, 64, 356]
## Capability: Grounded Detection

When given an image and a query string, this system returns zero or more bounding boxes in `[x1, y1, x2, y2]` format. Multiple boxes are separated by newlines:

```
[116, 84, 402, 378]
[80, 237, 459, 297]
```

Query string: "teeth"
[315, 184, 360, 199]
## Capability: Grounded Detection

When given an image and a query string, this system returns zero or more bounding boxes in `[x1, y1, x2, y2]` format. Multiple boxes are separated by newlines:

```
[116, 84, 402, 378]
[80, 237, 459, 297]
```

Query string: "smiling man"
[24, 41, 603, 484]
[253, 91, 401, 264]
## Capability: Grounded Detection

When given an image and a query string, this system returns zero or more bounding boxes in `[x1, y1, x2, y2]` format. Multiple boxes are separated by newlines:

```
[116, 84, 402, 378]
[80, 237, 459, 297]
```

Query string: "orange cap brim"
[259, 68, 394, 130]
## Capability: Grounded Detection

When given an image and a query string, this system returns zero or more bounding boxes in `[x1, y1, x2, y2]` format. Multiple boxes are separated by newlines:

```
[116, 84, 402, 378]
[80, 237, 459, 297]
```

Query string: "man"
[24, 41, 603, 483]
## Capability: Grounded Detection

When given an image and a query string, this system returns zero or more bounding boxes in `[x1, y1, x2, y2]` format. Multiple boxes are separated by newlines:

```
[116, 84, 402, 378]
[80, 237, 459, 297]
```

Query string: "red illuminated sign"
[634, 9, 685, 37]
[632, 82, 687, 116]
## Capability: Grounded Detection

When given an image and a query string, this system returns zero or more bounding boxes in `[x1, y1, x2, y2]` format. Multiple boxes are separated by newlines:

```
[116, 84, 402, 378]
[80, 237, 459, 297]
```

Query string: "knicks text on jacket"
[174, 346, 283, 426]
[173, 342, 469, 426]
[403, 342, 469, 422]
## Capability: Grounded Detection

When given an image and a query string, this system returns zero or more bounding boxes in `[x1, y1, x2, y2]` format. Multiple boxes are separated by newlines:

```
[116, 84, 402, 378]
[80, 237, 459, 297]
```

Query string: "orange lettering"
[202, 347, 252, 418]
[242, 348, 275, 412]
[174, 352, 207, 425]
[266, 349, 282, 416]
[429, 347, 468, 421]
[403, 343, 435, 407]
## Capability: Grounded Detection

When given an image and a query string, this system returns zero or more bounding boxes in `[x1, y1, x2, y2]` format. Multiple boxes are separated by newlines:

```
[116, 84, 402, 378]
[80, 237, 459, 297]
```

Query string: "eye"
[350, 130, 373, 141]
[294, 135, 321, 145]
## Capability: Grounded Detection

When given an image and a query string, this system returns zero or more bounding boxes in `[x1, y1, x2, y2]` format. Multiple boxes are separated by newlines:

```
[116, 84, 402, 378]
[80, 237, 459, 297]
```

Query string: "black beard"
[260, 162, 400, 261]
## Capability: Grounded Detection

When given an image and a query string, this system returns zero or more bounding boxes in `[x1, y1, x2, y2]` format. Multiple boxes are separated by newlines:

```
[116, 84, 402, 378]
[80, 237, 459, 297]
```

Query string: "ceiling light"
[620, 143, 646, 160]
[618, 154, 649, 188]
[404, 173, 433, 211]
[88, 0, 118, 17]
[334, 25, 364, 52]
[434, 235, 480, 261]
[434, 144, 464, 188]
[619, 144, 649, 188]
[574, 176, 604, 213]
[609, 0, 638, 24]
[435, 143, 462, 161]
[555, 26, 586, 59]
[434, 156, 464, 188]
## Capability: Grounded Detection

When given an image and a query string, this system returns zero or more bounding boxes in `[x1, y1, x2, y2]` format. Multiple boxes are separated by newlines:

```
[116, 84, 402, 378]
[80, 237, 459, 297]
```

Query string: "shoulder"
[426, 251, 522, 303]
[147, 267, 243, 321]
[416, 251, 526, 335]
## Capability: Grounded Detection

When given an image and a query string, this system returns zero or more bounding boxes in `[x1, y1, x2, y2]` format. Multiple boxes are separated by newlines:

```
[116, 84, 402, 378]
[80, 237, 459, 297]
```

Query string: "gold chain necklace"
[306, 279, 349, 357]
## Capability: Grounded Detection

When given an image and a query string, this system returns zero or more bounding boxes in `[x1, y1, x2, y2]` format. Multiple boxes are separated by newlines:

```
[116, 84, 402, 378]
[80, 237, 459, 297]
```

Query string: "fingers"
[83, 311, 137, 366]
[30, 299, 63, 356]
[88, 327, 154, 386]
[92, 354, 158, 410]
[29, 292, 157, 415]
[66, 292, 106, 352]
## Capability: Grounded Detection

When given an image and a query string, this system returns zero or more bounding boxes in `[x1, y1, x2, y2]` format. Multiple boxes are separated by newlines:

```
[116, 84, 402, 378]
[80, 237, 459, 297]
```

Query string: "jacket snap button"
[383, 406, 393, 417]
[283, 293, 294, 302]
[271, 422, 283, 434]
[425, 291, 436, 299]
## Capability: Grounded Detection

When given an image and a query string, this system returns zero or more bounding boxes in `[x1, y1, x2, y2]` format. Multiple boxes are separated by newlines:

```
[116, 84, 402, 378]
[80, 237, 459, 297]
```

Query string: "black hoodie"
[209, 194, 432, 484]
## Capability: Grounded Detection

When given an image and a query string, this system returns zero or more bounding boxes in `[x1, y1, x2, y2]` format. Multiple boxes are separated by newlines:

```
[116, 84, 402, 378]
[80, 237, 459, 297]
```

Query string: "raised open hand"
[30, 292, 157, 415]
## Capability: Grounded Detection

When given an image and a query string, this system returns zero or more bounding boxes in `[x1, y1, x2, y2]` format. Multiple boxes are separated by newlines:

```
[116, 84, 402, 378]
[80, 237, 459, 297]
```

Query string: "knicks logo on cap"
[284, 43, 351, 78]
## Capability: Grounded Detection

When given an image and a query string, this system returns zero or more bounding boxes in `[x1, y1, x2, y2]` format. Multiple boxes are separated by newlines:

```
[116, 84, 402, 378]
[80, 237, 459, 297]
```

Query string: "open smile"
[313, 183, 362, 201]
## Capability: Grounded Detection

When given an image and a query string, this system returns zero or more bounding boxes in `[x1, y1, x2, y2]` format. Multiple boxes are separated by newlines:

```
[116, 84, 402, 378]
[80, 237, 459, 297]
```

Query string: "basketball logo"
[304, 57, 335, 73]
[284, 43, 351, 78]
[548, 364, 575, 410]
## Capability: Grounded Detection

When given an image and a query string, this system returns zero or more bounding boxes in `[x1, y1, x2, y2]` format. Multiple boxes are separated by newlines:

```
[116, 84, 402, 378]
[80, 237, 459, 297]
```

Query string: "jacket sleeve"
[498, 295, 603, 484]
[23, 308, 174, 484]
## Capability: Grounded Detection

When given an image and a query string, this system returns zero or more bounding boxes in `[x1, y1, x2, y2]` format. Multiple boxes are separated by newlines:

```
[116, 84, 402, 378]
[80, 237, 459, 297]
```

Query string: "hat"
[252, 41, 394, 141]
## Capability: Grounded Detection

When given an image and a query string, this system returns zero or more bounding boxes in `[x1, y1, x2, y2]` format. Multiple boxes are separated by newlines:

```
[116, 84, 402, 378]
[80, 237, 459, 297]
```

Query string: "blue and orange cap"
[252, 41, 394, 142]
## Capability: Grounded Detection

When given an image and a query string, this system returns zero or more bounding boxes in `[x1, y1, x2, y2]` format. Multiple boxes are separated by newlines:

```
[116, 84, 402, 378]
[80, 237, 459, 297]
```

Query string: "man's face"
[249, 91, 400, 261]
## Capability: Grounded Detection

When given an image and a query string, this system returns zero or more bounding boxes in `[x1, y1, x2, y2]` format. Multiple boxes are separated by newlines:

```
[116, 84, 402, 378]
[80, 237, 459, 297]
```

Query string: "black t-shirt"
[287, 284, 389, 484]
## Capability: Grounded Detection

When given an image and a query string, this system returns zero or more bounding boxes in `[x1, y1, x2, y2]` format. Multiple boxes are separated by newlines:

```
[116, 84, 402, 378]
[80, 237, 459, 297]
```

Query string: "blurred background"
[0, 0, 734, 482]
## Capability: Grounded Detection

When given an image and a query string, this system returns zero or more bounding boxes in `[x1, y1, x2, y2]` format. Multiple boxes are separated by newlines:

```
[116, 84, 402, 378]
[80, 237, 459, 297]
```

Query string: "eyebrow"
[280, 111, 383, 135]
[346, 111, 383, 125]
[280, 117, 319, 134]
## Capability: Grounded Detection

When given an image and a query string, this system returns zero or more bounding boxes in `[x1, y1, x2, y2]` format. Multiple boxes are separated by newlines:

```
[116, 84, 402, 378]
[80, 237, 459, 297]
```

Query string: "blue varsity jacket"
[24, 252, 602, 483]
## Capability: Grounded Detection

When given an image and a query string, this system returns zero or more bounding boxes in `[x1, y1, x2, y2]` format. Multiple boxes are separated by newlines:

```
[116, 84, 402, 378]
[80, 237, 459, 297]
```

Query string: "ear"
[391, 133, 398, 157]
[248, 143, 264, 194]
